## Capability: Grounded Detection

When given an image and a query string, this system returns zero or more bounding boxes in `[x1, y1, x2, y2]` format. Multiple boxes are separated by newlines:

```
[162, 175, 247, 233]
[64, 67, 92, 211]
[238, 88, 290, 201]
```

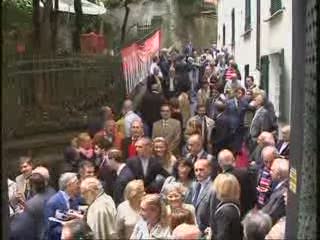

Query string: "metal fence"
[2, 54, 125, 140]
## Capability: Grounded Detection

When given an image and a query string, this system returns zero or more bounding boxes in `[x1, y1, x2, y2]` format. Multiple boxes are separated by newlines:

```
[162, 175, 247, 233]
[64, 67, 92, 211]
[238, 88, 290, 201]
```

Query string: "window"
[260, 56, 269, 95]
[222, 24, 226, 46]
[245, 0, 251, 31]
[231, 9, 235, 46]
[270, 0, 282, 15]
[244, 64, 250, 79]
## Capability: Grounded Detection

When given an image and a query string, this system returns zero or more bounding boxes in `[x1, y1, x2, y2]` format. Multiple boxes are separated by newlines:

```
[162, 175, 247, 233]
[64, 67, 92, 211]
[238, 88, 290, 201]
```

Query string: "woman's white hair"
[162, 182, 187, 198]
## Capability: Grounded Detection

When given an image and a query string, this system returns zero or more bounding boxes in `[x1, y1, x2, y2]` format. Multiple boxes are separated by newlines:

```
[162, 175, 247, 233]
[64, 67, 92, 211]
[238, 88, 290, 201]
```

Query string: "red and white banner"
[121, 30, 161, 94]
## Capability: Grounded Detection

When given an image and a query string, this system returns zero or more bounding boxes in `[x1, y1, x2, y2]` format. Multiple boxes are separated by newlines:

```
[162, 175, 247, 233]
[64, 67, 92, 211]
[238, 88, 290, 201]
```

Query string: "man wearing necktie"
[152, 103, 181, 154]
[185, 159, 213, 232]
[186, 104, 215, 152]
[226, 87, 248, 154]
[44, 173, 81, 240]
[15, 156, 34, 204]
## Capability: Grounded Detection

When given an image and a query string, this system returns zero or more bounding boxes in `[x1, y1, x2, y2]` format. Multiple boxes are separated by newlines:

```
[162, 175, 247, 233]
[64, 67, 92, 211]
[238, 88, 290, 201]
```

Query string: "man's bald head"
[257, 131, 275, 147]
[188, 134, 203, 155]
[270, 158, 289, 182]
[261, 146, 278, 169]
[218, 149, 235, 170]
[172, 223, 201, 240]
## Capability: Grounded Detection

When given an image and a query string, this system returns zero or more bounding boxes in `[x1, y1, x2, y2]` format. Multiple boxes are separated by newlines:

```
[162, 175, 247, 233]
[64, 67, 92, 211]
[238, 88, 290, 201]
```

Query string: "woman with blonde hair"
[116, 180, 145, 239]
[153, 137, 177, 174]
[130, 194, 171, 239]
[211, 173, 243, 240]
[76, 132, 95, 162]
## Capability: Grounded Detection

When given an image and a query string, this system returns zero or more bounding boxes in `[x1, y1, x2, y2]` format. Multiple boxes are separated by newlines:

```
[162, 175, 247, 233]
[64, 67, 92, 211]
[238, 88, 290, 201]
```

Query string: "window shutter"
[223, 24, 226, 46]
[260, 56, 269, 95]
[245, 0, 251, 30]
[231, 9, 235, 46]
[270, 0, 282, 15]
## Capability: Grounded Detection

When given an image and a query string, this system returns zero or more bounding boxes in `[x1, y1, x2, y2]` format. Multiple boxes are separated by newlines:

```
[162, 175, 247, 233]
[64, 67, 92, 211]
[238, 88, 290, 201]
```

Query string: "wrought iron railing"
[2, 54, 125, 140]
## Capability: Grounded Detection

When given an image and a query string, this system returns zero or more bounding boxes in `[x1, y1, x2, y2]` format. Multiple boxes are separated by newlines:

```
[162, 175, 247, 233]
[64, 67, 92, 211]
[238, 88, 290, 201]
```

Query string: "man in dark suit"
[107, 149, 134, 206]
[126, 137, 169, 193]
[216, 149, 257, 218]
[10, 173, 56, 240]
[250, 131, 275, 168]
[44, 172, 81, 240]
[121, 119, 144, 160]
[262, 158, 289, 223]
[139, 82, 165, 135]
[210, 101, 234, 156]
[226, 87, 249, 154]
[184, 133, 219, 180]
[185, 158, 213, 233]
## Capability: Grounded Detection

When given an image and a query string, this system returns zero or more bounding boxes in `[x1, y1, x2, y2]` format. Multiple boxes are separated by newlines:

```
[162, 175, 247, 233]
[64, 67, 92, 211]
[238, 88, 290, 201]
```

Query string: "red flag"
[121, 30, 161, 94]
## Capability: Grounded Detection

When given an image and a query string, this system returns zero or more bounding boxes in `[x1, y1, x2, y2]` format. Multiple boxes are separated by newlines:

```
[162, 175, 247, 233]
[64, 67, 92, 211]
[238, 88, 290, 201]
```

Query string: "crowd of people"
[8, 42, 291, 240]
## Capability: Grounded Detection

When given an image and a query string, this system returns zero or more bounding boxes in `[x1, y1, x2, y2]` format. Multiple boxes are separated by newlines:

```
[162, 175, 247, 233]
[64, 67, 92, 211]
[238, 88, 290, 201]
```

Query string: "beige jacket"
[86, 192, 117, 240]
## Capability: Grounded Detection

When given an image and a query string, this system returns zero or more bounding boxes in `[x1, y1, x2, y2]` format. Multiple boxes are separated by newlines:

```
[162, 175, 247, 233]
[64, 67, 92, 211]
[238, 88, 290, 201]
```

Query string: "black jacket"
[227, 167, 257, 217]
[211, 201, 243, 240]
[126, 156, 169, 193]
[139, 90, 165, 127]
[211, 111, 234, 155]
[113, 165, 135, 206]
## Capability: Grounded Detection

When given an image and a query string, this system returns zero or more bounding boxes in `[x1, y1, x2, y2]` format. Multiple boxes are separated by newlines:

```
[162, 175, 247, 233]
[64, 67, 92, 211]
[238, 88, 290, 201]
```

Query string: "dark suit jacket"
[185, 150, 220, 180]
[10, 187, 56, 240]
[226, 167, 257, 217]
[276, 140, 290, 159]
[126, 156, 169, 193]
[121, 137, 133, 161]
[211, 201, 243, 240]
[113, 165, 135, 206]
[226, 98, 249, 152]
[10, 211, 35, 240]
[139, 90, 165, 127]
[98, 160, 117, 196]
[262, 180, 288, 224]
[44, 191, 80, 240]
[226, 98, 248, 130]
[211, 112, 234, 155]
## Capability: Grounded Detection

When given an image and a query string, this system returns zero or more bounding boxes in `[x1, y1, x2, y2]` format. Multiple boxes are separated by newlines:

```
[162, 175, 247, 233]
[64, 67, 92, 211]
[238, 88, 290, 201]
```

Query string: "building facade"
[216, 0, 292, 123]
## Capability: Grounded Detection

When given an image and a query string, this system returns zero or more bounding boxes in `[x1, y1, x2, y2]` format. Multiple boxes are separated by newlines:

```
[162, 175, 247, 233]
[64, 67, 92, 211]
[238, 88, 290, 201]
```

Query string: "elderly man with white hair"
[80, 177, 117, 240]
[44, 172, 81, 240]
[260, 158, 289, 226]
